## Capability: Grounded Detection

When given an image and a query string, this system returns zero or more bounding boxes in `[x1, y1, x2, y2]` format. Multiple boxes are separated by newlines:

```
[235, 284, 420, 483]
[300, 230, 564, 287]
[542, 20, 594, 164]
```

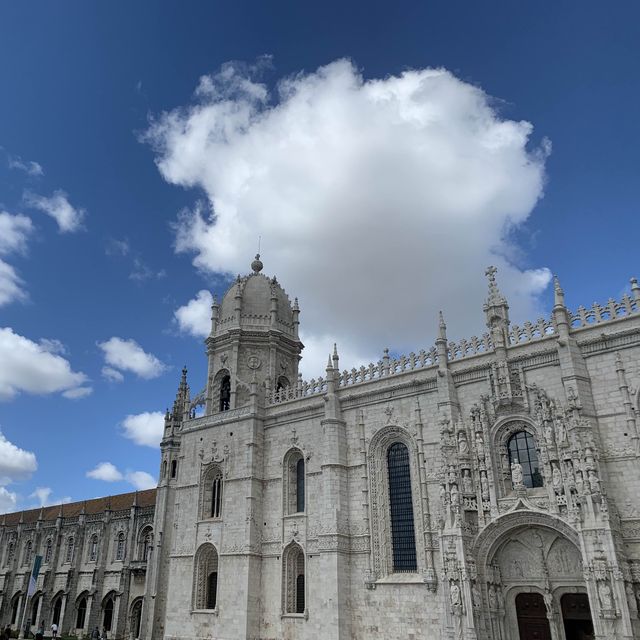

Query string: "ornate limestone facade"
[3, 258, 640, 639]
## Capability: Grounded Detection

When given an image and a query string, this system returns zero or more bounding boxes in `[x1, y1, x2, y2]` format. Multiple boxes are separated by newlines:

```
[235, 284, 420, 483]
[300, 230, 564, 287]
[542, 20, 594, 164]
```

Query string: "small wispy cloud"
[24, 190, 85, 233]
[86, 461, 156, 490]
[8, 155, 43, 177]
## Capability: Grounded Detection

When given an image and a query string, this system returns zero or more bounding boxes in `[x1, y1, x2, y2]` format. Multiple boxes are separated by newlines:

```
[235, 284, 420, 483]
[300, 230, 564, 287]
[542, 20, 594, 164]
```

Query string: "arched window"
[88, 535, 99, 562]
[283, 449, 305, 514]
[11, 594, 20, 625]
[76, 596, 87, 629]
[23, 540, 33, 566]
[170, 460, 177, 479]
[387, 442, 417, 572]
[219, 375, 231, 412]
[201, 465, 224, 519]
[6, 541, 15, 566]
[138, 526, 153, 562]
[30, 594, 40, 626]
[103, 597, 114, 632]
[282, 543, 305, 614]
[193, 544, 219, 610]
[507, 431, 543, 488]
[44, 538, 53, 564]
[162, 460, 167, 478]
[115, 532, 126, 561]
[52, 595, 63, 626]
[65, 537, 75, 563]
[130, 599, 143, 639]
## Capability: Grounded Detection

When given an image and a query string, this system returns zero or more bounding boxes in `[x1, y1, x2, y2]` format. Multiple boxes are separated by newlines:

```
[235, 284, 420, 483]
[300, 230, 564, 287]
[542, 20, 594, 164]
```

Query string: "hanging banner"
[27, 555, 43, 598]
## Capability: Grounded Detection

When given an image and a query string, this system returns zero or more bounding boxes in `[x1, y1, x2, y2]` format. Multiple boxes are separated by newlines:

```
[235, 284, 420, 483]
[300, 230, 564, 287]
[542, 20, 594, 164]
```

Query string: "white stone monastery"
[2, 257, 640, 640]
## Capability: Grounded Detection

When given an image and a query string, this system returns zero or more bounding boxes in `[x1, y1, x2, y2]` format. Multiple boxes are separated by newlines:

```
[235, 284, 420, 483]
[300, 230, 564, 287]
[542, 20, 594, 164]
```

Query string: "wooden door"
[516, 592, 552, 640]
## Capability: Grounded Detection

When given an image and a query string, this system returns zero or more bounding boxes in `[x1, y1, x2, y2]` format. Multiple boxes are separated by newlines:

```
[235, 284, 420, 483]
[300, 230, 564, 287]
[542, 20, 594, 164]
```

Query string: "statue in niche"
[450, 484, 460, 507]
[450, 582, 461, 607]
[462, 470, 473, 494]
[588, 469, 601, 494]
[471, 583, 481, 608]
[545, 421, 555, 445]
[552, 464, 563, 492]
[458, 431, 469, 455]
[480, 472, 490, 500]
[496, 586, 504, 609]
[511, 458, 524, 489]
[475, 432, 485, 460]
[598, 581, 613, 609]
[488, 584, 497, 609]
[575, 470, 585, 495]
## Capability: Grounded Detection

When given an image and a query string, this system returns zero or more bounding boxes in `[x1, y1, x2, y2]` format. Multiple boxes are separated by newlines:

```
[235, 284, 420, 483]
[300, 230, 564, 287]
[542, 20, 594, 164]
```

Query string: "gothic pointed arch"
[367, 425, 427, 578]
[283, 448, 305, 515]
[200, 462, 224, 520]
[282, 542, 305, 615]
[212, 368, 231, 412]
[192, 543, 219, 611]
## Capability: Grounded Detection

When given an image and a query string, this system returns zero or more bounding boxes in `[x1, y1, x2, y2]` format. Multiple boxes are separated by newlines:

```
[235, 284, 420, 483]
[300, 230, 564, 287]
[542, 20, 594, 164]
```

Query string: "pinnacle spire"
[553, 274, 565, 307]
[484, 265, 507, 307]
[438, 311, 447, 340]
[631, 277, 640, 302]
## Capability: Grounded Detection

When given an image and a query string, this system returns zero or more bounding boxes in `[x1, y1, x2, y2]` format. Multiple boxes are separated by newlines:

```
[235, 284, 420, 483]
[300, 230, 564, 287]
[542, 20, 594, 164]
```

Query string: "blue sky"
[0, 1, 639, 512]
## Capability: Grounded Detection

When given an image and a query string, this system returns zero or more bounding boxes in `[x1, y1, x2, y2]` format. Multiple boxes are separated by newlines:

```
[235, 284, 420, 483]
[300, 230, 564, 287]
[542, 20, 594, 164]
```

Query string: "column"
[58, 595, 67, 635]
[111, 594, 122, 640]
[83, 594, 94, 636]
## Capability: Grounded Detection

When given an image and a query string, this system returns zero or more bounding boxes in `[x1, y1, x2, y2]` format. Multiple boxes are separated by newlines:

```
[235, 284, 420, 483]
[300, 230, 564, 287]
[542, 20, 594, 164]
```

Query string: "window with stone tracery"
[201, 464, 224, 520]
[193, 543, 219, 610]
[283, 449, 305, 514]
[507, 431, 543, 488]
[88, 534, 99, 562]
[282, 542, 305, 615]
[220, 374, 231, 412]
[115, 532, 126, 561]
[5, 541, 15, 566]
[44, 538, 53, 563]
[138, 526, 153, 561]
[368, 427, 426, 579]
[23, 540, 33, 566]
[65, 537, 75, 563]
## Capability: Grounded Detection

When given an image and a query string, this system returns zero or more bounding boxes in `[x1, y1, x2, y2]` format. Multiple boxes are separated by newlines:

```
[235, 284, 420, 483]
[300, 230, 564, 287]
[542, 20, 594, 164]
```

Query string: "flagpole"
[19, 555, 43, 639]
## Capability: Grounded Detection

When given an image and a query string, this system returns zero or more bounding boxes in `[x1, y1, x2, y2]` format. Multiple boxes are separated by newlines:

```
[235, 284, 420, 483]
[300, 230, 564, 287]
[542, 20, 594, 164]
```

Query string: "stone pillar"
[110, 594, 122, 640]
[83, 594, 94, 636]
[57, 595, 67, 636]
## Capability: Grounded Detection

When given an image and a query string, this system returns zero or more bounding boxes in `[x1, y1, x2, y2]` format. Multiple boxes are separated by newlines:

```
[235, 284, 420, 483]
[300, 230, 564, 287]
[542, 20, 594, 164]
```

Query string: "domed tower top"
[205, 255, 302, 414]
[212, 255, 299, 339]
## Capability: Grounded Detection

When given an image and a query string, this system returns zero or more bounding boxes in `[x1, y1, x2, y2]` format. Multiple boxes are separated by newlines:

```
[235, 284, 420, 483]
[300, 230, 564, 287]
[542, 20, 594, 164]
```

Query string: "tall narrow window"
[31, 595, 40, 626]
[89, 535, 99, 562]
[76, 596, 87, 629]
[170, 460, 177, 479]
[115, 532, 125, 561]
[138, 527, 153, 562]
[387, 442, 417, 572]
[52, 597, 63, 626]
[6, 542, 15, 567]
[507, 431, 543, 488]
[193, 544, 219, 610]
[24, 540, 33, 566]
[284, 449, 305, 514]
[283, 543, 305, 614]
[44, 539, 53, 564]
[296, 458, 305, 513]
[66, 537, 75, 563]
[11, 596, 20, 625]
[220, 375, 231, 412]
[211, 470, 223, 518]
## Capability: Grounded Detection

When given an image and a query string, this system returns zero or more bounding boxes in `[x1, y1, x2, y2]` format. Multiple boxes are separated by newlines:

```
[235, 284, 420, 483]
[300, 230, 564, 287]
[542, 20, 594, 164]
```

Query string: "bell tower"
[204, 255, 303, 414]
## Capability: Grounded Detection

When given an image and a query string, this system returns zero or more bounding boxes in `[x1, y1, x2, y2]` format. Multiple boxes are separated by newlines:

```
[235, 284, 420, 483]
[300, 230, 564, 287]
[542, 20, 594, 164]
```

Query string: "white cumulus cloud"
[24, 190, 85, 233]
[174, 289, 212, 338]
[86, 461, 156, 490]
[121, 411, 164, 448]
[98, 337, 167, 380]
[0, 430, 37, 485]
[125, 470, 156, 490]
[0, 212, 34, 256]
[145, 59, 552, 378]
[0, 487, 18, 512]
[0, 328, 89, 400]
[86, 462, 124, 482]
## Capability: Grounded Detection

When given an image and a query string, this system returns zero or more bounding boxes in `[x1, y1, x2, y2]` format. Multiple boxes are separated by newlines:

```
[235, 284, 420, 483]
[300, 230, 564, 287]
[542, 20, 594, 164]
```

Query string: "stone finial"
[553, 275, 565, 307]
[332, 343, 339, 370]
[438, 311, 447, 340]
[484, 265, 507, 306]
[251, 253, 263, 274]
[293, 297, 299, 311]
[631, 277, 640, 302]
